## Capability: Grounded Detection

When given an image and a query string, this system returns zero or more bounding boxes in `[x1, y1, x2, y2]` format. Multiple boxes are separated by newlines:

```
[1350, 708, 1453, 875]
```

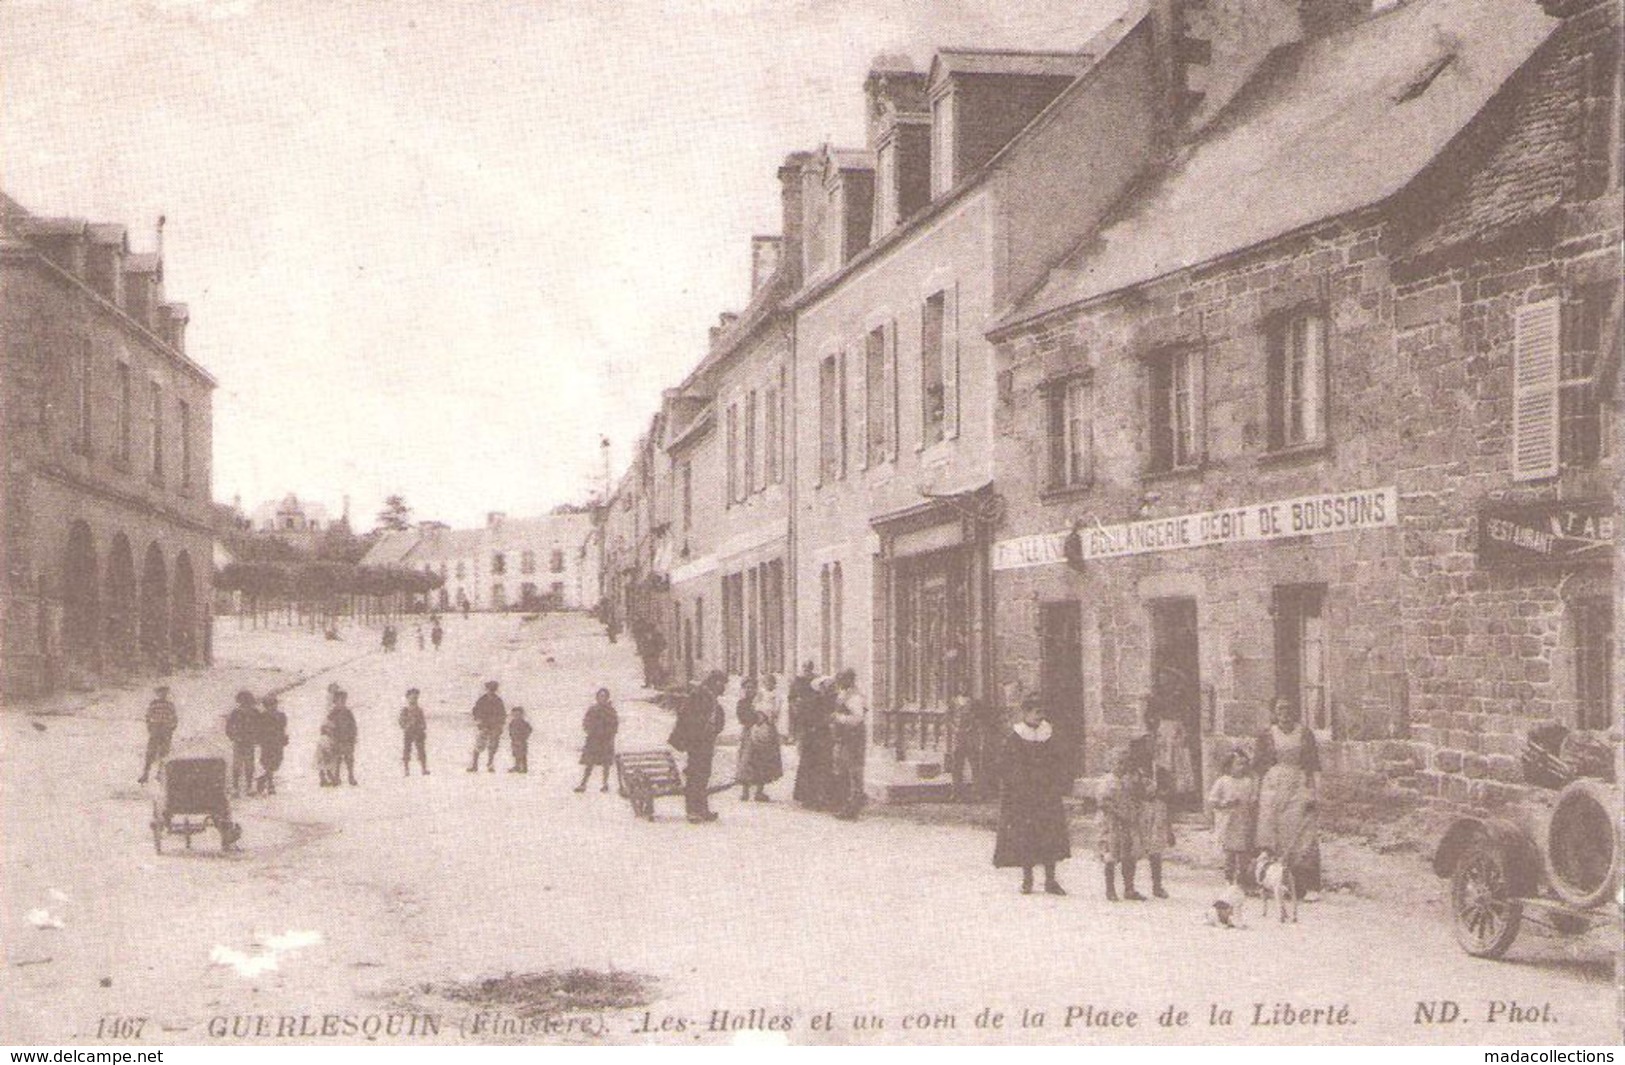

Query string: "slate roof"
[1000, 0, 1559, 330]
[359, 530, 421, 567]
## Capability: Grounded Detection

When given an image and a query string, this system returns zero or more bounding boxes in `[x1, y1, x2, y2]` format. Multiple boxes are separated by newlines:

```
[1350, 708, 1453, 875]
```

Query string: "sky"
[1, 0, 1119, 531]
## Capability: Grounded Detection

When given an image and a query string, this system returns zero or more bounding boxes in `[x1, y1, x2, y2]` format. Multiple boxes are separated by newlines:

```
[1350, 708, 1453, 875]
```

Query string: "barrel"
[1543, 779, 1622, 909]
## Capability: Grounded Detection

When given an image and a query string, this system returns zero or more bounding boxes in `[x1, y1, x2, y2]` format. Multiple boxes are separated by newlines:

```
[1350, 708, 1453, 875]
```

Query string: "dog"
[1254, 852, 1299, 923]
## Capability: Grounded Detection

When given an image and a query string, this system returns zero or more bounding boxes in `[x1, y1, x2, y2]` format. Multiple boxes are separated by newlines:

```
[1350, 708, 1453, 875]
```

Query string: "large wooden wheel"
[1450, 835, 1523, 958]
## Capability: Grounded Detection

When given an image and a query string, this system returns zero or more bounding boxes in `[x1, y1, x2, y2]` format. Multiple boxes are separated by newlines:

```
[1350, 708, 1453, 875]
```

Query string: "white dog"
[1254, 852, 1298, 923]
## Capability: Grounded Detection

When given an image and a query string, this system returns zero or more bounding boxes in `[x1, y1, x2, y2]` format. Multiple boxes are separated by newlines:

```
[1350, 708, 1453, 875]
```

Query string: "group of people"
[223, 689, 293, 795]
[787, 663, 869, 821]
[382, 617, 445, 654]
[993, 694, 1322, 903]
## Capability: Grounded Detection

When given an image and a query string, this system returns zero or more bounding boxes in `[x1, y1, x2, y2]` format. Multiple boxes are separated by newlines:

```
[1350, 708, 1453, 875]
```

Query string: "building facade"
[364, 511, 599, 612]
[988, 0, 1619, 812]
[1, 194, 216, 699]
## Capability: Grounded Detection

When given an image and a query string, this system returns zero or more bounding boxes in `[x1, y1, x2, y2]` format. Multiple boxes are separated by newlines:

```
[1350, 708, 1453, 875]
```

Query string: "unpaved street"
[2, 614, 1615, 1045]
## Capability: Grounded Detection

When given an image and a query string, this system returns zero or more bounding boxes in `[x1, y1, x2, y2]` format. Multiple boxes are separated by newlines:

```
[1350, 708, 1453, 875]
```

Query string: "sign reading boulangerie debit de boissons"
[993, 486, 1398, 570]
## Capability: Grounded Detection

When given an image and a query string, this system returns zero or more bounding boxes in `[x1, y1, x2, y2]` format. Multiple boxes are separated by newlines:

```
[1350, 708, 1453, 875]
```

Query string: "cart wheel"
[1450, 835, 1523, 958]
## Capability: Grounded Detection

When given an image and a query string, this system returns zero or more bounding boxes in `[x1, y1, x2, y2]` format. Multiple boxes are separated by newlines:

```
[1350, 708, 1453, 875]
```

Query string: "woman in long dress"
[1254, 697, 1322, 898]
[792, 678, 836, 809]
[735, 677, 783, 801]
[993, 696, 1071, 894]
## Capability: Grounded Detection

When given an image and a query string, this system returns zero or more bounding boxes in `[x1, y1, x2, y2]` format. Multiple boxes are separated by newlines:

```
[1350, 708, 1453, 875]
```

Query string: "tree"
[376, 495, 413, 532]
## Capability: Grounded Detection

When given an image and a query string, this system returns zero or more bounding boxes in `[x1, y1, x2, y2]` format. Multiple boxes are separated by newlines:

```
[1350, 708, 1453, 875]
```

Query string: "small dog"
[1254, 852, 1299, 923]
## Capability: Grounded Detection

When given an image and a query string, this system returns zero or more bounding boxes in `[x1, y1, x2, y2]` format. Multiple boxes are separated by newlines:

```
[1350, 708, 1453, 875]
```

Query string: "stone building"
[363, 511, 600, 612]
[600, 415, 675, 672]
[245, 493, 338, 554]
[1, 193, 216, 699]
[661, 173, 799, 687]
[787, 13, 1186, 762]
[987, 0, 1619, 813]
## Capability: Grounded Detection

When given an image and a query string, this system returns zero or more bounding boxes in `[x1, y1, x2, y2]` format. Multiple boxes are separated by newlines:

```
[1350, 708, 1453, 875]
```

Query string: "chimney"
[159, 303, 189, 353]
[778, 151, 812, 288]
[750, 236, 781, 294]
[865, 59, 931, 236]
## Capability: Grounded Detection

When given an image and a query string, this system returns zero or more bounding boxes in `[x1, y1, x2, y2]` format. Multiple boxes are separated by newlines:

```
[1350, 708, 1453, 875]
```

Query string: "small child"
[576, 688, 618, 792]
[316, 722, 340, 787]
[1207, 747, 1259, 891]
[1097, 748, 1145, 902]
[508, 707, 533, 773]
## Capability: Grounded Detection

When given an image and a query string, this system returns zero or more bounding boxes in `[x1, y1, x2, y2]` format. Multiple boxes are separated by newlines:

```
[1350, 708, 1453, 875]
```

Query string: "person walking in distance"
[830, 668, 869, 821]
[226, 690, 260, 798]
[255, 693, 288, 795]
[508, 707, 533, 773]
[576, 688, 618, 792]
[469, 681, 505, 773]
[399, 688, 429, 776]
[138, 685, 178, 784]
[330, 688, 360, 786]
[669, 670, 726, 823]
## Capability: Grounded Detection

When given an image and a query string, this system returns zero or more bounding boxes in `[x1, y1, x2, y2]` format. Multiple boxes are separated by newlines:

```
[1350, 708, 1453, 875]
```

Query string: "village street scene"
[1, 0, 1620, 1050]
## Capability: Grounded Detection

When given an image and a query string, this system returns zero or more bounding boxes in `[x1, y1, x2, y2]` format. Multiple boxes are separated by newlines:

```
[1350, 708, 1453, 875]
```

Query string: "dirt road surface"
[2, 614, 1615, 1045]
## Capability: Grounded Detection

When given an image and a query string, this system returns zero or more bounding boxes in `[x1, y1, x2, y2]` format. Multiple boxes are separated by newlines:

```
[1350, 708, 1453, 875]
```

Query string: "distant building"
[363, 511, 599, 612]
[0, 192, 216, 699]
[245, 493, 345, 553]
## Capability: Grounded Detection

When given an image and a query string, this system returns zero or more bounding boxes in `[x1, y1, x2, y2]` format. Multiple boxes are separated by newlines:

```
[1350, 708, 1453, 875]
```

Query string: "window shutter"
[888, 317, 900, 460]
[838, 351, 849, 479]
[1513, 297, 1561, 481]
[945, 283, 961, 439]
[1265, 325, 1285, 450]
[856, 343, 870, 472]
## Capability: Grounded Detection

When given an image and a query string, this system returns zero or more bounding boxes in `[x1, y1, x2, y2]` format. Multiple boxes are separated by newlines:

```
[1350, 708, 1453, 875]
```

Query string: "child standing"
[576, 688, 618, 792]
[508, 707, 533, 773]
[1207, 747, 1258, 890]
[399, 688, 429, 776]
[1097, 748, 1145, 901]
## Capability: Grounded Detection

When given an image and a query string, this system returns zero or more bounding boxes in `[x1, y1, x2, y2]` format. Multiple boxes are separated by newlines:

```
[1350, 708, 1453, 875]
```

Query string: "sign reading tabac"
[994, 486, 1398, 570]
[1475, 501, 1616, 567]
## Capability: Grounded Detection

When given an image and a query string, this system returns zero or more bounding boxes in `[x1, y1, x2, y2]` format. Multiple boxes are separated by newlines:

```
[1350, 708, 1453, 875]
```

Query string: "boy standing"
[399, 688, 429, 775]
[508, 707, 533, 773]
[138, 685, 178, 784]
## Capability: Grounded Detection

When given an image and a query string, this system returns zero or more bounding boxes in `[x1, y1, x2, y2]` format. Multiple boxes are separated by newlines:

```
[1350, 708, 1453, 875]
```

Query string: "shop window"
[1274, 584, 1328, 731]
[1267, 311, 1328, 450]
[1574, 598, 1613, 731]
[1045, 374, 1093, 490]
[1148, 347, 1203, 473]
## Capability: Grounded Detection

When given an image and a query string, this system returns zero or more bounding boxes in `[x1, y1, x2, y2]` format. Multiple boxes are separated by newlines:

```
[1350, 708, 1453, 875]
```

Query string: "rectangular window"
[149, 381, 164, 480]
[864, 325, 889, 466]
[76, 340, 92, 455]
[178, 399, 192, 486]
[492, 552, 506, 575]
[819, 355, 839, 483]
[745, 389, 758, 495]
[681, 461, 693, 534]
[521, 550, 536, 575]
[1045, 376, 1092, 489]
[764, 384, 781, 486]
[1574, 598, 1613, 731]
[115, 362, 130, 461]
[922, 292, 946, 445]
[549, 549, 564, 573]
[819, 564, 832, 675]
[726, 402, 739, 505]
[1274, 585, 1328, 731]
[1268, 312, 1327, 449]
[1149, 348, 1201, 473]
[1559, 285, 1609, 469]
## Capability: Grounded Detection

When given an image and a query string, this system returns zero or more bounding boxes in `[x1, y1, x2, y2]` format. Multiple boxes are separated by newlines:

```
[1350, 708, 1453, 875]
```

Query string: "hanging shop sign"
[1476, 501, 1615, 567]
[993, 485, 1398, 571]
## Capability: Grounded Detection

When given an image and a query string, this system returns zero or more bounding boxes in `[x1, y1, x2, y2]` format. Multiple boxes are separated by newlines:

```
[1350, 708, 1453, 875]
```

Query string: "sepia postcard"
[1, 0, 1620, 1050]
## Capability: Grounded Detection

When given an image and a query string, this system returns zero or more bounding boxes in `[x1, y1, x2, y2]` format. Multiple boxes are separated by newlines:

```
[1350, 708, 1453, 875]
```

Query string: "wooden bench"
[615, 750, 685, 820]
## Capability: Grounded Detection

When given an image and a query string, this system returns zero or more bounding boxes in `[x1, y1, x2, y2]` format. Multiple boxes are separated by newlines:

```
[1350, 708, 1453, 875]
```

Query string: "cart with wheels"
[150, 756, 242, 853]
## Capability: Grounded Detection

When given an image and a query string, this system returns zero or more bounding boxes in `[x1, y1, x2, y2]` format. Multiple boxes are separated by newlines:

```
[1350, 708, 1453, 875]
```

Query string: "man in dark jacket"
[468, 681, 505, 773]
[255, 693, 289, 795]
[670, 670, 726, 823]
[330, 689, 359, 786]
[226, 690, 260, 797]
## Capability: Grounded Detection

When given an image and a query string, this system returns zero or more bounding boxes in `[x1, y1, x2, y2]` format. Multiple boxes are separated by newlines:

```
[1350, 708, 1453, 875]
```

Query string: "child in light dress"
[1206, 747, 1259, 892]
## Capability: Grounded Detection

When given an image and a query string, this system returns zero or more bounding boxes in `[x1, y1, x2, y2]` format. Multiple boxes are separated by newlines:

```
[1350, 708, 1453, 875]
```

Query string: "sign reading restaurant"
[994, 486, 1399, 570]
[1475, 501, 1615, 567]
